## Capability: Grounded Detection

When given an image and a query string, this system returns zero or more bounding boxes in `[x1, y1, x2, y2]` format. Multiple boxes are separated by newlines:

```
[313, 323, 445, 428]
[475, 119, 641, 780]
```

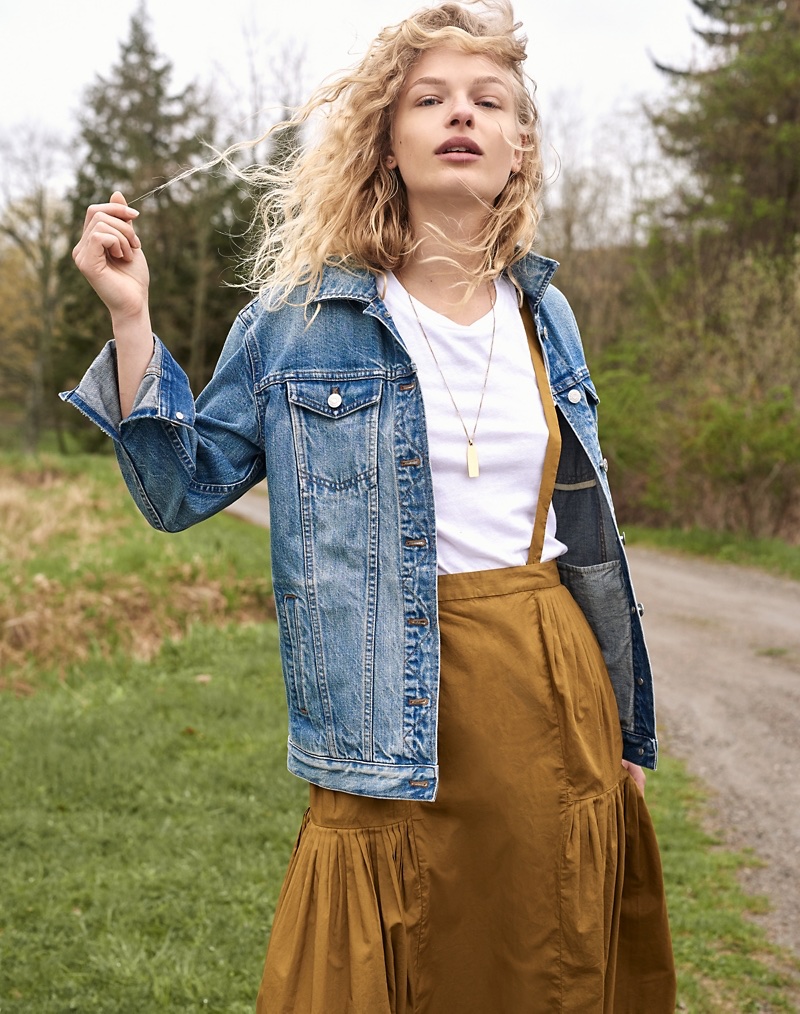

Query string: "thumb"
[110, 191, 128, 206]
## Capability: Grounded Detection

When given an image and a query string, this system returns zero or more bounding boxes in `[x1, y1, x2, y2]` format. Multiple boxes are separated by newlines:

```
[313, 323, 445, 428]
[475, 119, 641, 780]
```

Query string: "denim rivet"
[175, 411, 184, 421]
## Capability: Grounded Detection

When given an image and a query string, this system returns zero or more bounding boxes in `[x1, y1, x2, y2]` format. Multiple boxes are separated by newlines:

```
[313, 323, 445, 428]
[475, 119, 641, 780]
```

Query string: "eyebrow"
[407, 75, 511, 91]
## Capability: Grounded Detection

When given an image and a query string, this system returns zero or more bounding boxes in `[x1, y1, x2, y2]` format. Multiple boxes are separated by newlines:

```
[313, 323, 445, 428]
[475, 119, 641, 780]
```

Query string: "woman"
[66, 2, 677, 1011]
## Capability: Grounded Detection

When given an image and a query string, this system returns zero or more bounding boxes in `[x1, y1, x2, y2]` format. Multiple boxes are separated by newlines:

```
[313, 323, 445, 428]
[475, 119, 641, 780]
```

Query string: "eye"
[477, 98, 502, 109]
[416, 95, 441, 107]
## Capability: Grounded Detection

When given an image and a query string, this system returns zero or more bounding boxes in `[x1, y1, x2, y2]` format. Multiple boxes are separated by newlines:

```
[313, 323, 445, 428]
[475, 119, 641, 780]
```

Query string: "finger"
[82, 197, 140, 231]
[76, 224, 136, 265]
[73, 230, 123, 268]
[83, 211, 140, 250]
[94, 225, 136, 262]
[620, 760, 647, 797]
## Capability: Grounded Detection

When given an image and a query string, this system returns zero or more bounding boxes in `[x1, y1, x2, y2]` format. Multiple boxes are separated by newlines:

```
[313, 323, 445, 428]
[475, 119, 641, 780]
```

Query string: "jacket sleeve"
[60, 310, 266, 532]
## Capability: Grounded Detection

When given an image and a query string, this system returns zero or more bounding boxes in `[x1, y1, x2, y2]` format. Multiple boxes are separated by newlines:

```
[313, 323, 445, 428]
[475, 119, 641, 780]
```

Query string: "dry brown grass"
[0, 459, 274, 689]
[0, 470, 120, 566]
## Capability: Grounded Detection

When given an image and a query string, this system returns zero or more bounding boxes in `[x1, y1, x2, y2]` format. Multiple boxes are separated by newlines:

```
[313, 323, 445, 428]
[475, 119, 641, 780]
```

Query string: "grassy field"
[625, 524, 800, 583]
[1, 454, 799, 1012]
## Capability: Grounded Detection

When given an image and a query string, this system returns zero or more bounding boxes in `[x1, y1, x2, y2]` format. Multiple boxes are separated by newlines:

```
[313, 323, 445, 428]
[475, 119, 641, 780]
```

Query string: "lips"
[435, 137, 483, 156]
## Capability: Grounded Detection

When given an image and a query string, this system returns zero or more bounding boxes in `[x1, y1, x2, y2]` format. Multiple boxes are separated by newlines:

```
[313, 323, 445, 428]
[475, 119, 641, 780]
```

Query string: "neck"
[399, 203, 495, 324]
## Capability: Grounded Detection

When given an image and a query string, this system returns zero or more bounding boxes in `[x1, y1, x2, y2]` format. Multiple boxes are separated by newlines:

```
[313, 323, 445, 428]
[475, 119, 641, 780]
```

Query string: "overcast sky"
[2, 1, 701, 150]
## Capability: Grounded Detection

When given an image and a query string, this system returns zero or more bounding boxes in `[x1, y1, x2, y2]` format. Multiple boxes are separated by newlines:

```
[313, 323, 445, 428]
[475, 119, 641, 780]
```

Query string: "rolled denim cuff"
[59, 337, 195, 440]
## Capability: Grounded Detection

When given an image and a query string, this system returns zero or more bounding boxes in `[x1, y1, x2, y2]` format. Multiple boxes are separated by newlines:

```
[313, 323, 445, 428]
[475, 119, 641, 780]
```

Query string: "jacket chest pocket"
[287, 377, 382, 491]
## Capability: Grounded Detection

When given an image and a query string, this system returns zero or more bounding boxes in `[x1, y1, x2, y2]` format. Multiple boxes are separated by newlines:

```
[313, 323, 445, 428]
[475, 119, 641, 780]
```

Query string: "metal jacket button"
[567, 389, 581, 404]
[327, 391, 343, 409]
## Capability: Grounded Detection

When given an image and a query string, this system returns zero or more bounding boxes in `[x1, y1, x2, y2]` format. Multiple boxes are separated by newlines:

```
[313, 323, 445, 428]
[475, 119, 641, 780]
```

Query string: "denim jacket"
[62, 253, 657, 802]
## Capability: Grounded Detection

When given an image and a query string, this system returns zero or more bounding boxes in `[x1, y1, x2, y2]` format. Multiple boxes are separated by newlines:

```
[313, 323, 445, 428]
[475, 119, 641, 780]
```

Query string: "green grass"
[626, 525, 800, 583]
[2, 452, 800, 1011]
[0, 623, 308, 1013]
[648, 757, 799, 1012]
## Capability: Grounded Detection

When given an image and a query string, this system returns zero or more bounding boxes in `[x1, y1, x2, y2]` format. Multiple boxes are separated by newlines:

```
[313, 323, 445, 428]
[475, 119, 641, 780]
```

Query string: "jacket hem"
[287, 741, 439, 802]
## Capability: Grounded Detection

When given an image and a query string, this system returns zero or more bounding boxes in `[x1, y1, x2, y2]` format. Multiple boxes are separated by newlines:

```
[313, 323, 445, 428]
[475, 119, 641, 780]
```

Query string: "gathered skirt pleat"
[257, 561, 676, 1013]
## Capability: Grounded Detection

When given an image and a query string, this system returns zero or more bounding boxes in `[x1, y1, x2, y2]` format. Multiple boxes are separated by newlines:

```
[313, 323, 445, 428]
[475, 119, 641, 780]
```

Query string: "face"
[388, 46, 523, 217]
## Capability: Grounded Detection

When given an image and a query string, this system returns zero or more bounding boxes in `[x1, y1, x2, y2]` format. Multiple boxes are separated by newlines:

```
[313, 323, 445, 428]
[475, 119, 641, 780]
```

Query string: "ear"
[511, 132, 526, 174]
[384, 152, 397, 169]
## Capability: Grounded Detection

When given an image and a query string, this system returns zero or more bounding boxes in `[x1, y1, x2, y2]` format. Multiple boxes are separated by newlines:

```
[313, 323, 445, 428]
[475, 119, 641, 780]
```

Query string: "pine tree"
[651, 0, 800, 258]
[59, 3, 250, 407]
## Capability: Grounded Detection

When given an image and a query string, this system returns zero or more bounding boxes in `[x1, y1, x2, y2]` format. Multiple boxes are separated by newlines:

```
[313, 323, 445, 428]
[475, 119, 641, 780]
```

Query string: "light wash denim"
[62, 253, 657, 801]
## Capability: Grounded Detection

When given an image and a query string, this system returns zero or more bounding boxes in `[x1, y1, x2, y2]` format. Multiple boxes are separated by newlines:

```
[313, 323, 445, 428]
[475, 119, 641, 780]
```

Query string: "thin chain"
[406, 284, 497, 450]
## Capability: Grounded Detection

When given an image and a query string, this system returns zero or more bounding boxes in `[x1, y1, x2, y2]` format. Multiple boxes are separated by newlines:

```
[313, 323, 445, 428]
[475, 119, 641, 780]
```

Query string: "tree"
[0, 128, 69, 451]
[59, 4, 250, 403]
[651, 0, 800, 259]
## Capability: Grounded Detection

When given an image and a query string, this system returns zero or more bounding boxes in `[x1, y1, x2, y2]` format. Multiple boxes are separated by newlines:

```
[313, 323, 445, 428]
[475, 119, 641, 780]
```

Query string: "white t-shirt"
[383, 273, 568, 575]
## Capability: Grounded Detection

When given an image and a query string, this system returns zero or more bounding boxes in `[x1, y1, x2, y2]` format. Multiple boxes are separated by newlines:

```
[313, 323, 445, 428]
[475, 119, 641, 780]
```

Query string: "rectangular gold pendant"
[467, 441, 479, 478]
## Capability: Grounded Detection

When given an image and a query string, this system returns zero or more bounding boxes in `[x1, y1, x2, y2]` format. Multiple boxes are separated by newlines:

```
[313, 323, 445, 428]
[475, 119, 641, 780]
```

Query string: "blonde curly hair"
[243, 0, 542, 305]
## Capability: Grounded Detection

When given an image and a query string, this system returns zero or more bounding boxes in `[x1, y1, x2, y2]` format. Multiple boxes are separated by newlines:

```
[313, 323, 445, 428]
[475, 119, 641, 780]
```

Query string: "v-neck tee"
[383, 273, 567, 575]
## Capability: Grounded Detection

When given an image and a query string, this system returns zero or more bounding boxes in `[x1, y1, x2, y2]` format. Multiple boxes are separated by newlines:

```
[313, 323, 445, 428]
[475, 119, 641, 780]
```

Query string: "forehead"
[402, 46, 513, 92]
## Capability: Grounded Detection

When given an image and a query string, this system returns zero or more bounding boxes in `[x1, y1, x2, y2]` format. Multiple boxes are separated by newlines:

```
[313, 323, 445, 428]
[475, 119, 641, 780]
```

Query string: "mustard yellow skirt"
[257, 562, 676, 1013]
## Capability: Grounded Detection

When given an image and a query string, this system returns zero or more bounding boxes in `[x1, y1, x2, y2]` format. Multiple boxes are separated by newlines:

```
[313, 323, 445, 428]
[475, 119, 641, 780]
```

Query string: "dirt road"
[226, 489, 800, 955]
[627, 546, 800, 956]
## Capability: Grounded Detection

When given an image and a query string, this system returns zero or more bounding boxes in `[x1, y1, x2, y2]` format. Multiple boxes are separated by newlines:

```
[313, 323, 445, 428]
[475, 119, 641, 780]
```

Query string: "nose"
[447, 95, 474, 128]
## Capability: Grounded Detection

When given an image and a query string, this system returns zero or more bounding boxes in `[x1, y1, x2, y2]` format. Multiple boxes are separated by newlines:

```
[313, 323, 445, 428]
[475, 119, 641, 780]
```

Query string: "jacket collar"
[312, 251, 559, 311]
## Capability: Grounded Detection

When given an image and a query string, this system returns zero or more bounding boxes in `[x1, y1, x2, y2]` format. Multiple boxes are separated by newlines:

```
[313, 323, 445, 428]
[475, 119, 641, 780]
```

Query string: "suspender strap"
[521, 302, 562, 565]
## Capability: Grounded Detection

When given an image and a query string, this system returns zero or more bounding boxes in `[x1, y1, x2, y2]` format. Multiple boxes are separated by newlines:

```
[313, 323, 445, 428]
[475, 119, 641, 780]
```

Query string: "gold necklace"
[407, 284, 496, 479]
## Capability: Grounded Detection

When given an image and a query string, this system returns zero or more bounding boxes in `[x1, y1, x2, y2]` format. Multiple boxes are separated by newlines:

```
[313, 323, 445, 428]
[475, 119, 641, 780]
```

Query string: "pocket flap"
[287, 378, 383, 418]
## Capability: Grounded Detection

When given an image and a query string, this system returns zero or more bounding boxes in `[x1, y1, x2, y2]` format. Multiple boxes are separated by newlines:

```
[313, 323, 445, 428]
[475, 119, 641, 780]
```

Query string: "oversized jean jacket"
[62, 252, 657, 802]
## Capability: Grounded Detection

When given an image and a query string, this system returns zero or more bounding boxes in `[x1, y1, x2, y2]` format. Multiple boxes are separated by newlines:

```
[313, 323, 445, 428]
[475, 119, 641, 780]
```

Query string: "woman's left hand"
[621, 759, 646, 797]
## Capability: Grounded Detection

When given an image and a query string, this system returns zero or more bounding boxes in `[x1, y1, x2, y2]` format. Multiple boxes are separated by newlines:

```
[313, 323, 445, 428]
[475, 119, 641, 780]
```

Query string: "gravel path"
[227, 488, 800, 957]
[627, 546, 800, 957]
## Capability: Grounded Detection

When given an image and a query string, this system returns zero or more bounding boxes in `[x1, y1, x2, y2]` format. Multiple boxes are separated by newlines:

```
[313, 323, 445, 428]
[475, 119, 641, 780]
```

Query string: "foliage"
[0, 244, 40, 440]
[57, 4, 251, 418]
[544, 4, 800, 542]
[590, 250, 800, 539]
[651, 0, 800, 259]
[0, 130, 70, 451]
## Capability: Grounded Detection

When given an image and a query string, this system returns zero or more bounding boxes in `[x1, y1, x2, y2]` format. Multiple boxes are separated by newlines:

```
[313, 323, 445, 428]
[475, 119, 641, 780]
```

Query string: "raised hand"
[72, 191, 155, 418]
[72, 191, 150, 321]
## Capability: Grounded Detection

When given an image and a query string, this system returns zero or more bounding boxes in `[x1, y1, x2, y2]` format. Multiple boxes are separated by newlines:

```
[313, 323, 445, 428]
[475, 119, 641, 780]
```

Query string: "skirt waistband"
[437, 559, 561, 603]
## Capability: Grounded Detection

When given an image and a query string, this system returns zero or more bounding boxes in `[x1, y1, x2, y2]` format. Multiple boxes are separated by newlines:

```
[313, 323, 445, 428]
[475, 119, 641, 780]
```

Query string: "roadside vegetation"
[625, 526, 800, 584]
[1, 454, 798, 1012]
